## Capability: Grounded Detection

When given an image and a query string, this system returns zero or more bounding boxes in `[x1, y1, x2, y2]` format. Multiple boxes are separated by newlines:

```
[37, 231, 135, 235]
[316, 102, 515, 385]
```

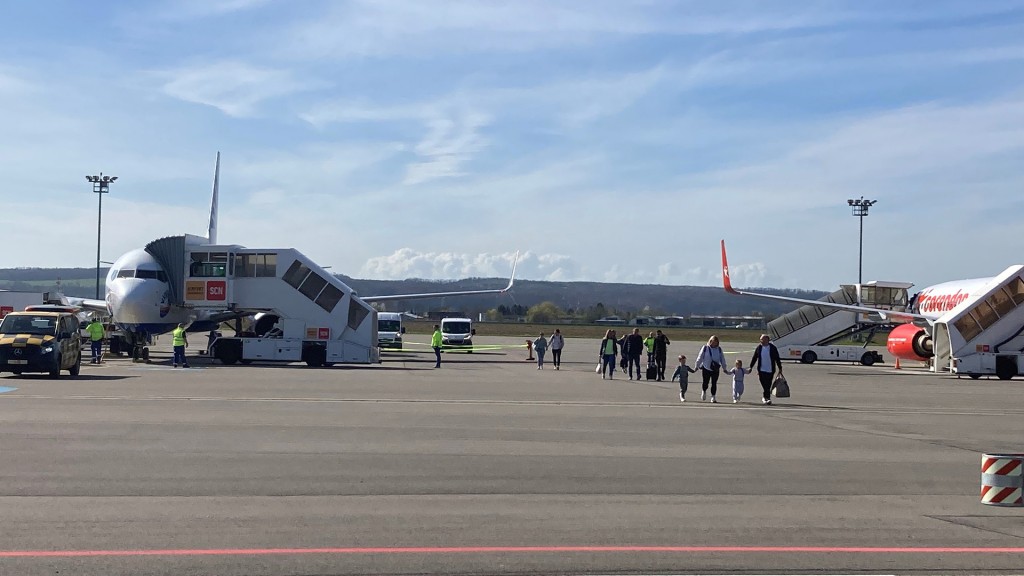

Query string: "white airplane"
[719, 240, 1000, 363]
[69, 154, 517, 359]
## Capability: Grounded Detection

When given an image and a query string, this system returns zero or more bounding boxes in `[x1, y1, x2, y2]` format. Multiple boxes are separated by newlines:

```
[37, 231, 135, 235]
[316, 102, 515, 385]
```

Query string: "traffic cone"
[894, 357, 901, 370]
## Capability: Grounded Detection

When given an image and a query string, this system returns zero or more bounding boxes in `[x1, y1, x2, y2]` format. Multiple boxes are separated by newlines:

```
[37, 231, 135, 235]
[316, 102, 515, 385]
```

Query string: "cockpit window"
[0, 315, 57, 336]
[117, 269, 135, 279]
[136, 269, 168, 282]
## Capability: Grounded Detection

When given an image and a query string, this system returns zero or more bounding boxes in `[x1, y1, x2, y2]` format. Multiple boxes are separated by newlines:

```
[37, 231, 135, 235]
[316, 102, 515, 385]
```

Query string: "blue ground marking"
[0, 386, 17, 393]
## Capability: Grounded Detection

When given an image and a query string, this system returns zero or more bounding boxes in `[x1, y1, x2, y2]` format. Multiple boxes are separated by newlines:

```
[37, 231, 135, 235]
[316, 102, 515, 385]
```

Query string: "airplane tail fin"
[721, 240, 739, 294]
[208, 152, 220, 244]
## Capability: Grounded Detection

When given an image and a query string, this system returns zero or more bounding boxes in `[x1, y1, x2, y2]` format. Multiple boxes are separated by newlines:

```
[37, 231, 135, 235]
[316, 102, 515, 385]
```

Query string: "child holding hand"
[724, 359, 752, 403]
[670, 355, 697, 403]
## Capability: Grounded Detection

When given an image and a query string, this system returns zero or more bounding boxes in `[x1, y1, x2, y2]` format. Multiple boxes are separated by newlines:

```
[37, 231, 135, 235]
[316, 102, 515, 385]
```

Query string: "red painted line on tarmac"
[3, 546, 1024, 558]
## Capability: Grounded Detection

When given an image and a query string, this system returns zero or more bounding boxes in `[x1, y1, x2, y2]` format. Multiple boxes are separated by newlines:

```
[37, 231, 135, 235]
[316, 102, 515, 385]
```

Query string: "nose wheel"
[132, 344, 150, 362]
[128, 333, 152, 363]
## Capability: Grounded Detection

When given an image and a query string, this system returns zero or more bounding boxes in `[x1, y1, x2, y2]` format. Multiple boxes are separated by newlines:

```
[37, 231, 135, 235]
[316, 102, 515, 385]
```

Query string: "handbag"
[710, 361, 720, 371]
[595, 362, 603, 374]
[772, 374, 791, 398]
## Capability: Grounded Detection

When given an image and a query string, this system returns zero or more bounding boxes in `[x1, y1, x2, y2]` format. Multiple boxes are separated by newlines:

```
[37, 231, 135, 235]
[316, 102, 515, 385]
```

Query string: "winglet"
[208, 152, 220, 245]
[721, 240, 739, 294]
[502, 251, 519, 292]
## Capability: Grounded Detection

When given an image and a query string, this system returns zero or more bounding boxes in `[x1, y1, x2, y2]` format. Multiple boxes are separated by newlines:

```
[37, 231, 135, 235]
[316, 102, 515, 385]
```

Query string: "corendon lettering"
[917, 290, 970, 314]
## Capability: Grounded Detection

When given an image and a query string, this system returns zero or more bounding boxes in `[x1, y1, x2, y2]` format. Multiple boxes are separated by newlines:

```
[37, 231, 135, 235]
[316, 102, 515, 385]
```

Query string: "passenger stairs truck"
[770, 281, 914, 366]
[930, 265, 1024, 380]
[146, 238, 379, 366]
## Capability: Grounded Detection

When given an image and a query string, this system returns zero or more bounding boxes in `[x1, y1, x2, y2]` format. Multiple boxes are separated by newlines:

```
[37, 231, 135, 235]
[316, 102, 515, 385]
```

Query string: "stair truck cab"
[377, 312, 405, 350]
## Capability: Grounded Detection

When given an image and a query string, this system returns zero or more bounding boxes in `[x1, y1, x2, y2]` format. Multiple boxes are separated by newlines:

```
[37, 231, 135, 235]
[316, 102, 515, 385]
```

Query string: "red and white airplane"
[720, 240, 997, 363]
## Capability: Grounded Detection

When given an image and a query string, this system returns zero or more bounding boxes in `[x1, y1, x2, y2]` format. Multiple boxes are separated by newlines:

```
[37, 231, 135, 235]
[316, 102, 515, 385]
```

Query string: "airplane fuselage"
[104, 248, 216, 338]
[912, 277, 992, 320]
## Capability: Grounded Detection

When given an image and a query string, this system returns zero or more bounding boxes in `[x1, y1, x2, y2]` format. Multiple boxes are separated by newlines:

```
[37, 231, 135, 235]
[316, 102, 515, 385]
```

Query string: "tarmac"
[1, 335, 1023, 576]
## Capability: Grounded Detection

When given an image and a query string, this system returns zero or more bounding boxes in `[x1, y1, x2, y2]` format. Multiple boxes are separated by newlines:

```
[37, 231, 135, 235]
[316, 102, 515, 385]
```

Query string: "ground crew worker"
[431, 324, 443, 368]
[172, 323, 190, 368]
[86, 318, 105, 364]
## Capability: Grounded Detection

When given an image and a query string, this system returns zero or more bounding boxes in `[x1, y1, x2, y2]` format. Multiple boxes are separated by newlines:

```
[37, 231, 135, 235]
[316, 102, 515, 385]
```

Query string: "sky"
[1, 0, 1023, 291]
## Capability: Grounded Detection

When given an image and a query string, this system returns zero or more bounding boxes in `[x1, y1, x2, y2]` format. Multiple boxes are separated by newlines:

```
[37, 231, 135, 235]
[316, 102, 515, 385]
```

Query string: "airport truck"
[210, 316, 379, 367]
[777, 344, 884, 366]
[0, 291, 48, 318]
[377, 312, 405, 350]
[441, 317, 475, 351]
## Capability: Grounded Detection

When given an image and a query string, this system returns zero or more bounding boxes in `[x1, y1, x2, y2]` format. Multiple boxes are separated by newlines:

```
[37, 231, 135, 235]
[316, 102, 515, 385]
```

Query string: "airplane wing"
[720, 240, 930, 323]
[361, 252, 518, 303]
[62, 296, 109, 315]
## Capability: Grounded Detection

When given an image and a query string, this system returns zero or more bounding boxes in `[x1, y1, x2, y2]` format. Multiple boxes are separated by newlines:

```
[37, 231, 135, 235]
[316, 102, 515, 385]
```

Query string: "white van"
[377, 312, 405, 349]
[440, 317, 475, 350]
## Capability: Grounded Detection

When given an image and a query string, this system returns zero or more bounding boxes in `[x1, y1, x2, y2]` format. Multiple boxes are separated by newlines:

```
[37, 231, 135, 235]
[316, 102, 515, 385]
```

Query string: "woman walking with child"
[695, 335, 727, 403]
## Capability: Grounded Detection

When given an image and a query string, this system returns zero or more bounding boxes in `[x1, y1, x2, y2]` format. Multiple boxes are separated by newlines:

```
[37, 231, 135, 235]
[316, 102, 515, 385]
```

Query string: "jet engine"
[886, 323, 932, 361]
[253, 313, 280, 337]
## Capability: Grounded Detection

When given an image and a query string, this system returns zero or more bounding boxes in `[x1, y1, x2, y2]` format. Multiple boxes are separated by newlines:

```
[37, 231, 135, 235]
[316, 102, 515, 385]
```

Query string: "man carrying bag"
[750, 334, 784, 405]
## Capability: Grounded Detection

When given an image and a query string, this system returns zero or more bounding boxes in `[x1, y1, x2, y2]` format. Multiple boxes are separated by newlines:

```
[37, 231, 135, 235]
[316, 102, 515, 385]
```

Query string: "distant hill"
[0, 267, 824, 318]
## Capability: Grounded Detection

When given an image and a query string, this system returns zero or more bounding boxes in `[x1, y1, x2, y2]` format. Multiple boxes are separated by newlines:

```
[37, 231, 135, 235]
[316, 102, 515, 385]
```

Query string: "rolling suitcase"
[646, 359, 658, 381]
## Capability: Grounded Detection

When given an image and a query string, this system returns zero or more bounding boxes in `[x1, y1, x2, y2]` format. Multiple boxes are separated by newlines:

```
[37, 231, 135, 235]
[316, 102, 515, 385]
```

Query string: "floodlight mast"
[847, 196, 877, 306]
[87, 173, 117, 300]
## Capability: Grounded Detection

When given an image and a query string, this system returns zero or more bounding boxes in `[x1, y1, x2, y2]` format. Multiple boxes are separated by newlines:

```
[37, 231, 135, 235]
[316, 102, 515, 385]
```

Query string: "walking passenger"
[618, 330, 626, 375]
[533, 332, 548, 369]
[695, 335, 726, 402]
[653, 329, 671, 381]
[625, 328, 644, 380]
[598, 329, 618, 380]
[671, 354, 697, 402]
[549, 329, 564, 370]
[644, 331, 655, 365]
[749, 333, 783, 405]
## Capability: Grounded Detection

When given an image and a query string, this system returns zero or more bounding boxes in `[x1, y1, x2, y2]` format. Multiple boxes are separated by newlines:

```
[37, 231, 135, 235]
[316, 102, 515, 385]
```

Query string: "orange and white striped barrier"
[980, 453, 1023, 506]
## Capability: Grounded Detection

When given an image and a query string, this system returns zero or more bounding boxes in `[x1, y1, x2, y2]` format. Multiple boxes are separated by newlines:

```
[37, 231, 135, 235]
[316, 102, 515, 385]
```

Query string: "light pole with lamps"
[87, 173, 118, 299]
[847, 196, 877, 305]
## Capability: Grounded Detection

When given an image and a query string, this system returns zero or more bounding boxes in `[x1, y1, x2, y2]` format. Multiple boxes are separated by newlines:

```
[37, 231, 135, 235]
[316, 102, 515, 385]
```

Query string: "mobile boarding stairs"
[768, 281, 913, 365]
[147, 236, 378, 366]
[931, 265, 1024, 380]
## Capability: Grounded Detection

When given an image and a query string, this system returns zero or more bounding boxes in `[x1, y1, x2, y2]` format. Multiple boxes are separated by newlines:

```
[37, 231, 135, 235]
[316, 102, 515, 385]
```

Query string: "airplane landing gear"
[128, 333, 153, 363]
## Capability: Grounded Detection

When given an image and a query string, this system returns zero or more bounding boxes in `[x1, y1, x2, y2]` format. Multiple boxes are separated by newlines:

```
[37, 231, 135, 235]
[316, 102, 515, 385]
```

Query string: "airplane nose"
[112, 281, 157, 324]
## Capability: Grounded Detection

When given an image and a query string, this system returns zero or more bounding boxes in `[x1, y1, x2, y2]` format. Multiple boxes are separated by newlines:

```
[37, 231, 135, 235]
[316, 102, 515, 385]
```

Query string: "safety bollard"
[980, 453, 1024, 506]
[525, 339, 534, 361]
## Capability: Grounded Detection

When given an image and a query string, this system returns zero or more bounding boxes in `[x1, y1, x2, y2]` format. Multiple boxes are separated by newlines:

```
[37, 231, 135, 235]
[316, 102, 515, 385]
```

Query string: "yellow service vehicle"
[0, 311, 82, 377]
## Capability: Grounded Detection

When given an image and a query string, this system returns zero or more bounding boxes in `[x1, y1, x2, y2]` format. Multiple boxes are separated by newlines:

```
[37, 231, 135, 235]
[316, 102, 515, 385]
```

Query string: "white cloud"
[359, 249, 520, 280]
[359, 250, 612, 283]
[156, 61, 316, 117]
[0, 67, 36, 95]
[149, 0, 273, 20]
[276, 0, 859, 60]
[403, 111, 490, 184]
